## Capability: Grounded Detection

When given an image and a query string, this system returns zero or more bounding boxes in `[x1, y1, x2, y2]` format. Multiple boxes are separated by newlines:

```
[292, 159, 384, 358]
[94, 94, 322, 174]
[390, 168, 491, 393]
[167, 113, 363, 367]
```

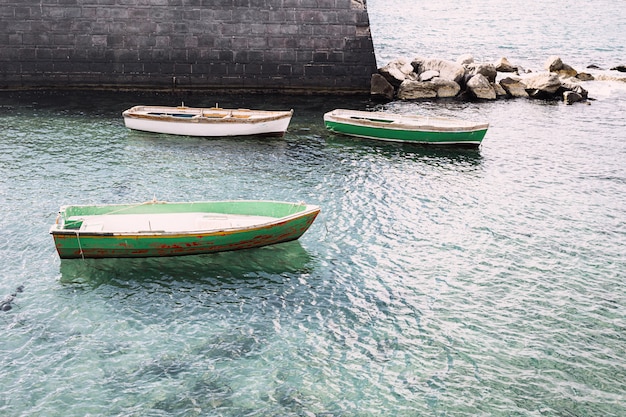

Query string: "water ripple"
[1, 79, 625, 417]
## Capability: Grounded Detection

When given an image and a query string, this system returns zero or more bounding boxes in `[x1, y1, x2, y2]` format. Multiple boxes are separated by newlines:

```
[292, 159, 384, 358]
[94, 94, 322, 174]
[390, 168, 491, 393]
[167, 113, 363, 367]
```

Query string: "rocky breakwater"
[371, 55, 625, 105]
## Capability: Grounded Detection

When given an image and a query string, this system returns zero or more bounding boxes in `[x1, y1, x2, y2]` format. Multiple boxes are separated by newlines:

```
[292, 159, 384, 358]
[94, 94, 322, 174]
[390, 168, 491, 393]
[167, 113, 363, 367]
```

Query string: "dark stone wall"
[0, 0, 377, 93]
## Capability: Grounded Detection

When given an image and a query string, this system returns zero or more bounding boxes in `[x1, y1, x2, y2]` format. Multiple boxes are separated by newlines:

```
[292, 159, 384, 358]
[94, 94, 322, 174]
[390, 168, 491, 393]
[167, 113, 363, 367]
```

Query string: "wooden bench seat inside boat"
[67, 212, 276, 233]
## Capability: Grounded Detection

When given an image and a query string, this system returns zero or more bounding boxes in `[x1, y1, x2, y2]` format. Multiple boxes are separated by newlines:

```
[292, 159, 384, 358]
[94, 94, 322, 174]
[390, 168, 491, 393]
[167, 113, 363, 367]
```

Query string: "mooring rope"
[62, 198, 163, 261]
[92, 198, 162, 217]
[75, 230, 85, 260]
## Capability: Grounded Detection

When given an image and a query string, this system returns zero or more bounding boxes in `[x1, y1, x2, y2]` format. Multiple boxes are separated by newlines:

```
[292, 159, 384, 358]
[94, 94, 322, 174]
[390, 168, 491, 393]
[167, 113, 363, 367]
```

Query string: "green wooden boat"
[50, 200, 320, 259]
[324, 109, 489, 146]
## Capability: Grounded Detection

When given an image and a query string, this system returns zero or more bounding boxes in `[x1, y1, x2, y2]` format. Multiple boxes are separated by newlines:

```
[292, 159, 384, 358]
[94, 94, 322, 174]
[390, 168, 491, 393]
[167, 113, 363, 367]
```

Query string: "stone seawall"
[0, 0, 377, 93]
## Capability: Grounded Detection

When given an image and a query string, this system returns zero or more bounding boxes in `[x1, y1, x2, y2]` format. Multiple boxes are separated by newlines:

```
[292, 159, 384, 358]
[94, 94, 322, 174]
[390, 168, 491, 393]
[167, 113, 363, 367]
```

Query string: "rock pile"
[371, 55, 615, 105]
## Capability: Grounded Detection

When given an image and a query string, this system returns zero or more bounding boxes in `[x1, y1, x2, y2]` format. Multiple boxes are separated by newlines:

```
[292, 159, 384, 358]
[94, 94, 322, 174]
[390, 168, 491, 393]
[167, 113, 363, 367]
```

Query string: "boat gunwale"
[123, 106, 294, 125]
[49, 200, 320, 238]
[325, 109, 489, 133]
[50, 208, 320, 238]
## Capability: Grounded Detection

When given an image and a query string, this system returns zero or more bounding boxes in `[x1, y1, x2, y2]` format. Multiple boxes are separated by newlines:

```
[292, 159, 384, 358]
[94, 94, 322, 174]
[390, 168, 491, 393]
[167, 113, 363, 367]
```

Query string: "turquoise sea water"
[2, 1, 626, 416]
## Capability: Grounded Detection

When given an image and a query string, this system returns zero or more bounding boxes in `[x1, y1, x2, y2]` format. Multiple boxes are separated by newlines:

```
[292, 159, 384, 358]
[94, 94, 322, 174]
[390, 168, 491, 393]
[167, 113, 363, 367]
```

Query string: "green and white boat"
[324, 109, 489, 146]
[50, 200, 320, 259]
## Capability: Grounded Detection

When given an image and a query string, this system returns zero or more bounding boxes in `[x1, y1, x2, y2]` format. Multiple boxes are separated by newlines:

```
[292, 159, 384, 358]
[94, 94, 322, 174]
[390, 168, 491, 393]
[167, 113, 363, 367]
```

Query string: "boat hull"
[50, 201, 320, 259]
[122, 106, 293, 137]
[324, 109, 488, 146]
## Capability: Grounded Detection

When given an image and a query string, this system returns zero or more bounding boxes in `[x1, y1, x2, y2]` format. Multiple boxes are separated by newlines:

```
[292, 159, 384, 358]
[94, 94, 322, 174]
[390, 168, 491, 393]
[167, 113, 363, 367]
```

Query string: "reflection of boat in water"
[59, 240, 314, 286]
[325, 133, 484, 166]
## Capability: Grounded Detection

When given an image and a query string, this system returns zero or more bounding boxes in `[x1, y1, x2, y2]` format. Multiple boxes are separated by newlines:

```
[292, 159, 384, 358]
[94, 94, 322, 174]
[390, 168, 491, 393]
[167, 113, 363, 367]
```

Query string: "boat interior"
[63, 212, 276, 233]
[146, 110, 252, 119]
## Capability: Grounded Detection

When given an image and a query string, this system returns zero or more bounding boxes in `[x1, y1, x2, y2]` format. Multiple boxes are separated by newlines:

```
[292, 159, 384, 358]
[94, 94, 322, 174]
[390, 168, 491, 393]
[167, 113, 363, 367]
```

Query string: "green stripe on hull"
[325, 121, 487, 145]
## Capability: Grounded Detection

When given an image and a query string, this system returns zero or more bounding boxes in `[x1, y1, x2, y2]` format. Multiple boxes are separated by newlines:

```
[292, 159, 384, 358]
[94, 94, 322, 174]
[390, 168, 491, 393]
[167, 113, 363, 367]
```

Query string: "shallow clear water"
[2, 1, 626, 415]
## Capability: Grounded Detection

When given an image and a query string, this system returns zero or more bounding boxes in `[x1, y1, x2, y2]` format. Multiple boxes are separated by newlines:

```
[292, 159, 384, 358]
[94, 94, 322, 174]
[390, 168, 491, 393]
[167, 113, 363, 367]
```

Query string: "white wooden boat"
[324, 109, 489, 146]
[122, 104, 293, 137]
